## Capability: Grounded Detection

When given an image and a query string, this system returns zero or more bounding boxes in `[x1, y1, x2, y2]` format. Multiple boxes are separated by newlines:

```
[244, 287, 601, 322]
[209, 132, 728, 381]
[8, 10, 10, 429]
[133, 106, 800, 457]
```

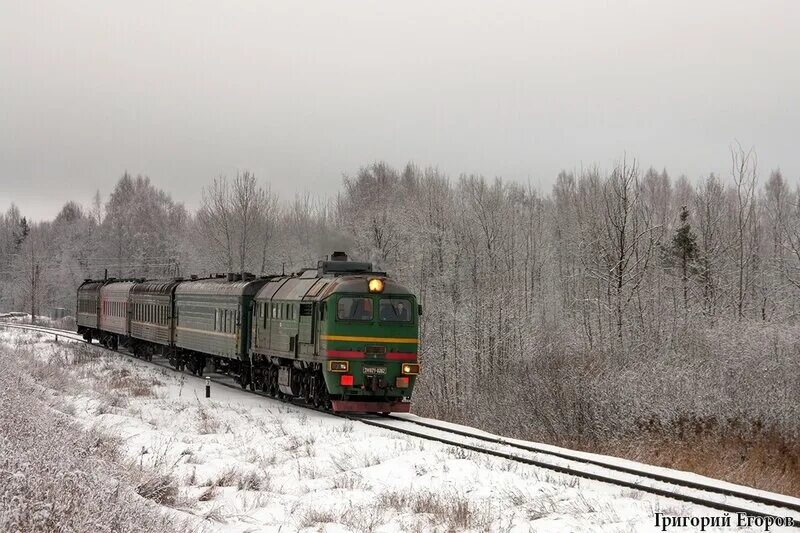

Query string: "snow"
[1, 328, 797, 532]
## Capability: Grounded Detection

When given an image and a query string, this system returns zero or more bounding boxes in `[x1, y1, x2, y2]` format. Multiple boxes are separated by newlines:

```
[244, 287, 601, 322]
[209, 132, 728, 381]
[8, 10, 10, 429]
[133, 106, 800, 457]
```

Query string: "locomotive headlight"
[328, 361, 349, 372]
[368, 278, 385, 293]
[401, 363, 420, 375]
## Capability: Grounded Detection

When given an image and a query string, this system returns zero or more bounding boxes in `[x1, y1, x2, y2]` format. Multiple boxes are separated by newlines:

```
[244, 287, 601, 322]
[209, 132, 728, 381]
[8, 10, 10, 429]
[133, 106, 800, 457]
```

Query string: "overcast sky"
[2, 1, 799, 221]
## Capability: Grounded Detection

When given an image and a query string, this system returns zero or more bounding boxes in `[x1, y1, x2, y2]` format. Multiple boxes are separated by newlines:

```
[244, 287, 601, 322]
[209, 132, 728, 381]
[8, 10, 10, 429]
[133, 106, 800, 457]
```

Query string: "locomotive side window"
[337, 297, 373, 321]
[379, 299, 412, 322]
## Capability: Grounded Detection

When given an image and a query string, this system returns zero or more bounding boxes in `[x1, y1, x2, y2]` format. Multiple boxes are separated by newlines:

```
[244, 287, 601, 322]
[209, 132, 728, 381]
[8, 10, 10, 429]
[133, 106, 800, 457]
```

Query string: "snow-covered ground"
[1, 328, 793, 532]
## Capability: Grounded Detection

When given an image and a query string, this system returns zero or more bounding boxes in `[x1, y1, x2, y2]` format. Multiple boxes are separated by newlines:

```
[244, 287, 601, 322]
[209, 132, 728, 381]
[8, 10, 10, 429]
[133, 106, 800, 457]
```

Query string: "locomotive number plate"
[362, 366, 387, 375]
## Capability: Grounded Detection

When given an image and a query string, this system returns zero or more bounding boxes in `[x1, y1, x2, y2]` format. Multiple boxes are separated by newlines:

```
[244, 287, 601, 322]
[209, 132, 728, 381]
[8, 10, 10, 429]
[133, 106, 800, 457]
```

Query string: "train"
[76, 252, 420, 413]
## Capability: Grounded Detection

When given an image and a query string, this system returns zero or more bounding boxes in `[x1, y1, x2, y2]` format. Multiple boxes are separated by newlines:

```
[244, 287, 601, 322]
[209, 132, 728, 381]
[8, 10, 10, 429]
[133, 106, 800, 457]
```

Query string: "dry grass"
[107, 367, 159, 397]
[0, 341, 189, 533]
[198, 485, 218, 502]
[136, 472, 180, 506]
[196, 403, 220, 434]
[604, 418, 800, 497]
[212, 466, 240, 487]
[379, 490, 491, 530]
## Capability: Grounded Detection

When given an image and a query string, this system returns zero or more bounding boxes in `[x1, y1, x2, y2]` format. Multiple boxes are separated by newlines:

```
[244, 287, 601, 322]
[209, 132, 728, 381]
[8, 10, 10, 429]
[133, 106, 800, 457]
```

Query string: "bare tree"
[598, 157, 656, 342]
[694, 174, 726, 317]
[232, 171, 265, 273]
[730, 142, 759, 319]
[258, 184, 279, 273]
[197, 176, 235, 272]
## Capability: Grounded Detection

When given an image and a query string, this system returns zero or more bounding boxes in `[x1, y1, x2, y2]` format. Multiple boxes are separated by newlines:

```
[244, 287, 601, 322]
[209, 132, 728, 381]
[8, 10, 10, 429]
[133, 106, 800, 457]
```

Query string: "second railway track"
[2, 321, 799, 527]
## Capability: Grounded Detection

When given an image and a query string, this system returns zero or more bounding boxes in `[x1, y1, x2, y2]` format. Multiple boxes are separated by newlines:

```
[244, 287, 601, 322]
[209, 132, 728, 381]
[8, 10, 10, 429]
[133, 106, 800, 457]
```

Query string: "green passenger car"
[77, 279, 105, 341]
[174, 276, 270, 375]
[129, 279, 182, 360]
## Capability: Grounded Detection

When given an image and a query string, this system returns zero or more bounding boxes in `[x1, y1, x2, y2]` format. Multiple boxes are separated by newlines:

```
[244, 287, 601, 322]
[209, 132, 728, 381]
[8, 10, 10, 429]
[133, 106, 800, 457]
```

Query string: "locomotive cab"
[319, 274, 420, 413]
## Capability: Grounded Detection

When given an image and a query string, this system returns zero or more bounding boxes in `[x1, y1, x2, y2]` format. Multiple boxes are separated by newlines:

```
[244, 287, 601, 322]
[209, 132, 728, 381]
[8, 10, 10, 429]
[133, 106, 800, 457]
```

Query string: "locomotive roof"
[255, 276, 331, 301]
[174, 277, 268, 297]
[254, 273, 413, 301]
[325, 275, 413, 296]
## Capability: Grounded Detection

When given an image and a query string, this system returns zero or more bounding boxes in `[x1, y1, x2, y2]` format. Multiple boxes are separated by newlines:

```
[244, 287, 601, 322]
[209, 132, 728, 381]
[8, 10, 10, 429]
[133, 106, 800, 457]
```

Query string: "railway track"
[2, 321, 799, 526]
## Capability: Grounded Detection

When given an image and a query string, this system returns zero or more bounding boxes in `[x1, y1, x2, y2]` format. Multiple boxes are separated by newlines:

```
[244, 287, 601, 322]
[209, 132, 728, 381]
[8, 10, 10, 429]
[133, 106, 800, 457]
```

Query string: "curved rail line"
[383, 414, 800, 514]
[2, 321, 798, 525]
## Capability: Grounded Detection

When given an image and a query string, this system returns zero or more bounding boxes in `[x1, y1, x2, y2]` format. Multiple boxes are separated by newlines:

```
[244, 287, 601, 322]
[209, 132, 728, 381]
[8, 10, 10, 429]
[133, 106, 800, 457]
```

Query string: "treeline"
[1, 149, 799, 493]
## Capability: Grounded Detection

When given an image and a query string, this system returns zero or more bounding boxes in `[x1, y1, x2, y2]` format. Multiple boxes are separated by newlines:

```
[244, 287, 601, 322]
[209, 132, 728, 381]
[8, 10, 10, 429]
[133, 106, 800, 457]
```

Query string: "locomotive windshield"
[379, 298, 412, 322]
[337, 297, 373, 321]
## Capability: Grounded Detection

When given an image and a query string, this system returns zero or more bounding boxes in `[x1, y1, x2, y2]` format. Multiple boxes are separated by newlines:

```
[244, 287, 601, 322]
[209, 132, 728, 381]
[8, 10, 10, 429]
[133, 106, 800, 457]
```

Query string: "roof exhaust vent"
[317, 252, 372, 276]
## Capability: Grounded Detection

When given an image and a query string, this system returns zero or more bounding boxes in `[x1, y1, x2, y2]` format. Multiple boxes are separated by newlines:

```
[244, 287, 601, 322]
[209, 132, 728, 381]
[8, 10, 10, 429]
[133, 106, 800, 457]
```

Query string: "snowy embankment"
[0, 330, 779, 532]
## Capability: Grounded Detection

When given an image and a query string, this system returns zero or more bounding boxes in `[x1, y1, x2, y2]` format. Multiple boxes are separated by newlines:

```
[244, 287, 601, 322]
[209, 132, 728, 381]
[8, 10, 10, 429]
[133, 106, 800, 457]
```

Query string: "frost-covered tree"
[100, 173, 187, 278]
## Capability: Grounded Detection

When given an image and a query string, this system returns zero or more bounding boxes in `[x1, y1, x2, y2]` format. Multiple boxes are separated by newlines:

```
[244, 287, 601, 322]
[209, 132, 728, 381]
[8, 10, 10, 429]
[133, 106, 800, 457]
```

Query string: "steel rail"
[382, 415, 800, 514]
[348, 415, 799, 524]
